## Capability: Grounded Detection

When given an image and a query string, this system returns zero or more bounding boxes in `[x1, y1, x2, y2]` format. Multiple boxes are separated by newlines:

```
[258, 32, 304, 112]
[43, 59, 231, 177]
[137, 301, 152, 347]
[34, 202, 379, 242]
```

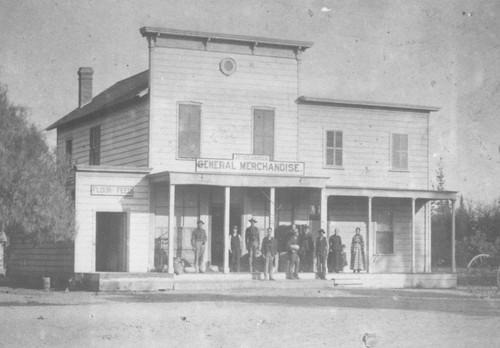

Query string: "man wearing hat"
[261, 227, 277, 280]
[316, 229, 328, 280]
[191, 220, 207, 273]
[245, 218, 260, 272]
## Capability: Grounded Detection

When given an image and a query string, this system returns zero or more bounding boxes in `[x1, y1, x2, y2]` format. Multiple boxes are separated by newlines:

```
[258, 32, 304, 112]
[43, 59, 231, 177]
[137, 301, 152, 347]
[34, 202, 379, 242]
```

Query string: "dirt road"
[0, 285, 499, 347]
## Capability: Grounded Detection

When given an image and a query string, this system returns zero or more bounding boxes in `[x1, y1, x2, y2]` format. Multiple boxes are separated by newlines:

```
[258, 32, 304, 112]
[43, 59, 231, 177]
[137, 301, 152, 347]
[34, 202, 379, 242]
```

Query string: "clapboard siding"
[328, 197, 427, 273]
[371, 198, 426, 273]
[74, 170, 150, 272]
[299, 104, 429, 190]
[57, 100, 149, 168]
[8, 238, 74, 277]
[149, 47, 298, 173]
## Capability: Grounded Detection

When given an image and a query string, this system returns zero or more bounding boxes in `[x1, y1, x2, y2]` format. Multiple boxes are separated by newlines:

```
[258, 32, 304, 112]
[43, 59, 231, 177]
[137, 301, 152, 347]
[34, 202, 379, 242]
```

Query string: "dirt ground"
[0, 283, 499, 348]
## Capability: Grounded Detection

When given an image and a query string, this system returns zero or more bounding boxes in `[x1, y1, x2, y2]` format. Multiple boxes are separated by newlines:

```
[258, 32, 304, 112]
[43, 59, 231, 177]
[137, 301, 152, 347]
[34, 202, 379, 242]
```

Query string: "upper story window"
[65, 138, 73, 167]
[325, 130, 343, 167]
[89, 125, 101, 165]
[178, 103, 201, 158]
[391, 133, 408, 171]
[253, 108, 274, 160]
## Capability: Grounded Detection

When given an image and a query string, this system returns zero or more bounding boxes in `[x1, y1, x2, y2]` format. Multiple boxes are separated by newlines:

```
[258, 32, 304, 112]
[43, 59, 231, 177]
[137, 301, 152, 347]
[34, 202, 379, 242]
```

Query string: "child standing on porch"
[341, 245, 347, 273]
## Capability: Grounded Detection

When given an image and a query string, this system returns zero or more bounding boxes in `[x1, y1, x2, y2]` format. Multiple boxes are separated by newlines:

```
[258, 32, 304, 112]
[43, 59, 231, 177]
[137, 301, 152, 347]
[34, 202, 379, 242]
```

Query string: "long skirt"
[351, 243, 365, 271]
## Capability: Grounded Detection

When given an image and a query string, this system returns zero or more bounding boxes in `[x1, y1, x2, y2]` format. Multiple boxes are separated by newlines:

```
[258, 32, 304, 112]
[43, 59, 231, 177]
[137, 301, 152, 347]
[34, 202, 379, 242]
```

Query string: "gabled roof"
[46, 70, 149, 131]
[297, 96, 440, 113]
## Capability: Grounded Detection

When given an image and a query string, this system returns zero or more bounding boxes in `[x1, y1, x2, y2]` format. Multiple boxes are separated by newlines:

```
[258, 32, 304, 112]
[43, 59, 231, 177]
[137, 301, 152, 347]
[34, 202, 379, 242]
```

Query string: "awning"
[149, 171, 329, 188]
[325, 186, 457, 200]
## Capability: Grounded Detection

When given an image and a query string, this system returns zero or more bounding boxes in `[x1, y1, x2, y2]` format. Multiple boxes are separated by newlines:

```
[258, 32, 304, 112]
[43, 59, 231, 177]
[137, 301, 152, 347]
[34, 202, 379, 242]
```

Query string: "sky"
[0, 0, 499, 203]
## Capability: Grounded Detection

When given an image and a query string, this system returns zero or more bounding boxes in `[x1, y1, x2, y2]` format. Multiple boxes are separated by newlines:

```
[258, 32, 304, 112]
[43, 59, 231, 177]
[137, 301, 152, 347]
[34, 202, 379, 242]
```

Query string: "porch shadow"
[105, 289, 500, 318]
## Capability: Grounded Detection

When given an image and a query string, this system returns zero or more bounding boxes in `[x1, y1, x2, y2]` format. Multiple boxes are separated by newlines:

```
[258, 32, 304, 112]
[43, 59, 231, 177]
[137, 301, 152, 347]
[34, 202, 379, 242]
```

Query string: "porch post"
[411, 198, 416, 274]
[451, 199, 456, 273]
[223, 186, 230, 273]
[367, 197, 373, 273]
[424, 202, 430, 273]
[168, 184, 176, 275]
[270, 187, 276, 233]
[320, 188, 327, 232]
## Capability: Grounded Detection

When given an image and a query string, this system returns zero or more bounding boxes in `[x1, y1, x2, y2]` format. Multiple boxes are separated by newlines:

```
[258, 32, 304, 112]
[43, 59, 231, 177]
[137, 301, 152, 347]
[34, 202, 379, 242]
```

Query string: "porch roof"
[149, 171, 329, 188]
[325, 186, 457, 200]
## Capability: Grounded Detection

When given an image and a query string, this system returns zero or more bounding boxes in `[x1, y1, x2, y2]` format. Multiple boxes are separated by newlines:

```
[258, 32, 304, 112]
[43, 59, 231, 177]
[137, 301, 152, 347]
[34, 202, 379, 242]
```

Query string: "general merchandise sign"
[195, 156, 304, 176]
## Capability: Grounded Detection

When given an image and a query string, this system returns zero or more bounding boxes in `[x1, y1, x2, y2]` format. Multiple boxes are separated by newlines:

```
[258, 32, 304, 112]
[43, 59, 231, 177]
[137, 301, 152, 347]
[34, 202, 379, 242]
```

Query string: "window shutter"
[392, 134, 400, 169]
[253, 109, 274, 159]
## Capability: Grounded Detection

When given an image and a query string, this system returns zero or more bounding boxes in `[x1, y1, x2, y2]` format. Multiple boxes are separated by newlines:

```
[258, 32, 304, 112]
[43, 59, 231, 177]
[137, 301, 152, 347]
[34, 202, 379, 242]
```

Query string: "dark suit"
[300, 233, 315, 272]
[330, 234, 343, 272]
[230, 234, 241, 272]
[316, 236, 328, 279]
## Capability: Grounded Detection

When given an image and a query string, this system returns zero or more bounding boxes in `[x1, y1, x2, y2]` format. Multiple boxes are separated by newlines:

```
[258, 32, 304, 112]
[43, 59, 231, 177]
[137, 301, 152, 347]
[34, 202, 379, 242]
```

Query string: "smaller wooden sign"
[91, 185, 134, 197]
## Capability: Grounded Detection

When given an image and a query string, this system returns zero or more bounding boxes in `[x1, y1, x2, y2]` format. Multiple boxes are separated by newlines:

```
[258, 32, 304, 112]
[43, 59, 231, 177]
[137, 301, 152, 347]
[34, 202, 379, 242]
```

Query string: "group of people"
[233, 219, 366, 280]
[192, 217, 366, 279]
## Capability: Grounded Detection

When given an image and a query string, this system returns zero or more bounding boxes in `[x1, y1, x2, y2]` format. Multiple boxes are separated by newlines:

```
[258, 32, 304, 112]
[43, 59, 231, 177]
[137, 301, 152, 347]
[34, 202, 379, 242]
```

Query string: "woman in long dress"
[350, 227, 365, 273]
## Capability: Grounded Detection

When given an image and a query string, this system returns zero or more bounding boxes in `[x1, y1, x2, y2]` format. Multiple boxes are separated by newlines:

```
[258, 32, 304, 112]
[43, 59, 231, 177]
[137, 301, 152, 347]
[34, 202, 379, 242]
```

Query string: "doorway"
[95, 212, 127, 272]
[210, 204, 242, 269]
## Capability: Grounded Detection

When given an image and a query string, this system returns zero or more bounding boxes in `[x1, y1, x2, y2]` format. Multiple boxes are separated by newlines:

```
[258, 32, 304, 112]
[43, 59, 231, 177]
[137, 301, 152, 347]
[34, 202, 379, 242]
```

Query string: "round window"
[220, 58, 236, 76]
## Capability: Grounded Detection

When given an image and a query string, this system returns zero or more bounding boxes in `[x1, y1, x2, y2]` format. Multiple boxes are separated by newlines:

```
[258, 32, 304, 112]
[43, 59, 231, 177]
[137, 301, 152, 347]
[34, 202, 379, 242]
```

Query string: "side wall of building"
[7, 237, 74, 284]
[299, 104, 429, 190]
[74, 170, 150, 272]
[57, 101, 149, 168]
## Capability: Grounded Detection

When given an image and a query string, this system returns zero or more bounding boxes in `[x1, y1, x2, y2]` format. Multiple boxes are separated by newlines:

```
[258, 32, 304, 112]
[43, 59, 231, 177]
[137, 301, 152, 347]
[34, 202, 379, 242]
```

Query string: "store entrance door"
[210, 204, 242, 270]
[95, 212, 127, 272]
[210, 205, 224, 269]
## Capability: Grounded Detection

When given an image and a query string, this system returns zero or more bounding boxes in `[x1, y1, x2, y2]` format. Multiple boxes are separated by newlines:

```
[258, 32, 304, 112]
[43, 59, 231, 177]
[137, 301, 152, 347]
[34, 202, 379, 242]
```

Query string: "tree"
[0, 83, 75, 242]
[431, 156, 452, 266]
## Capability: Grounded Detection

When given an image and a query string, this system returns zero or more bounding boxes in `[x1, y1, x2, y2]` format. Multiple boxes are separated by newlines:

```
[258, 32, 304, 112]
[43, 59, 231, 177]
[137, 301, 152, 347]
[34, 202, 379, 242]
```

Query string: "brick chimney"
[78, 67, 93, 107]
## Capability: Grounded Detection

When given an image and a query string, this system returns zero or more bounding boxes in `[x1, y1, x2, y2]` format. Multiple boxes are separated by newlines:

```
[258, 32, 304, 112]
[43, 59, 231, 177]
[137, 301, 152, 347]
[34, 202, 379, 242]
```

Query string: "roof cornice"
[297, 96, 440, 113]
[140, 26, 313, 51]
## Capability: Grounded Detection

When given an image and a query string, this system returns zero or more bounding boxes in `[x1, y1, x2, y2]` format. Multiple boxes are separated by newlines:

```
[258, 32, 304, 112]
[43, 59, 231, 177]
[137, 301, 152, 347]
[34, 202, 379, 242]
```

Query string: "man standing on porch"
[316, 229, 328, 280]
[287, 228, 301, 280]
[245, 218, 260, 272]
[191, 220, 207, 273]
[262, 227, 277, 281]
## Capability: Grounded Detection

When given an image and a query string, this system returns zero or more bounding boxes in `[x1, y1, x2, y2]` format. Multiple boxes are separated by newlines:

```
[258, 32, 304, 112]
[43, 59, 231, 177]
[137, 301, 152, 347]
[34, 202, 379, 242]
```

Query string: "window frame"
[374, 211, 395, 256]
[252, 107, 275, 160]
[65, 138, 73, 167]
[324, 129, 343, 168]
[177, 102, 202, 159]
[89, 125, 101, 166]
[390, 132, 409, 171]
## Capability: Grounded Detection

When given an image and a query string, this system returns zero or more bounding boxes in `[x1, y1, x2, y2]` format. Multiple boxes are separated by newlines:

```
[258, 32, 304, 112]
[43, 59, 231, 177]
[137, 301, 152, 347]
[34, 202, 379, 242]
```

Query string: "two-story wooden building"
[45, 27, 457, 288]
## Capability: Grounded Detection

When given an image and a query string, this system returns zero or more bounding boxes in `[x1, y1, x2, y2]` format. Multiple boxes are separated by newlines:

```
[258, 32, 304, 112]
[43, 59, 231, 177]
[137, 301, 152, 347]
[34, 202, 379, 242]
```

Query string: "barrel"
[42, 277, 51, 291]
